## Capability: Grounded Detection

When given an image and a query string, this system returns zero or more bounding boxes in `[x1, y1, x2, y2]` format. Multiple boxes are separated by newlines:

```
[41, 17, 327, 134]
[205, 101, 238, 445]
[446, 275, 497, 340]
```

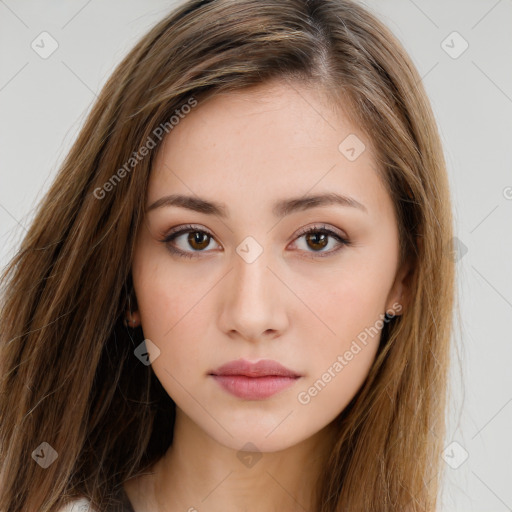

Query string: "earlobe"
[124, 309, 141, 328]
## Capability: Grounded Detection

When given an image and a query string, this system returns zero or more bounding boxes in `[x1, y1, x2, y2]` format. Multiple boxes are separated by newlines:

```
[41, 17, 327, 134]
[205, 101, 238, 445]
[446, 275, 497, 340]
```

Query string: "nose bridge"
[219, 243, 287, 339]
[231, 246, 273, 309]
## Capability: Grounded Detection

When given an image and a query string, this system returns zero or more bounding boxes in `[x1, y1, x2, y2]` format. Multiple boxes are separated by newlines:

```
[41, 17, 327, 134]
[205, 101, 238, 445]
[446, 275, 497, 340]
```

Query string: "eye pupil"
[306, 232, 328, 251]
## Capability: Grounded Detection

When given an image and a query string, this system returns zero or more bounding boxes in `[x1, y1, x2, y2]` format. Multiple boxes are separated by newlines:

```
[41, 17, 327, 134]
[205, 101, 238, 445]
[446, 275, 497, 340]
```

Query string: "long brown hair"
[0, 1, 456, 510]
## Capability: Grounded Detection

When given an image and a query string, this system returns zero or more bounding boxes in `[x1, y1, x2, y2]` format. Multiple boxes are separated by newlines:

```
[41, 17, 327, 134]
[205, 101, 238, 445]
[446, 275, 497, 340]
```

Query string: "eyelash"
[159, 223, 351, 260]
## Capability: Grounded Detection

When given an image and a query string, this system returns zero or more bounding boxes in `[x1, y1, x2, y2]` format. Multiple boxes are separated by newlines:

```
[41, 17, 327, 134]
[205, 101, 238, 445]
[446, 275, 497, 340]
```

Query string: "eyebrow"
[146, 192, 368, 217]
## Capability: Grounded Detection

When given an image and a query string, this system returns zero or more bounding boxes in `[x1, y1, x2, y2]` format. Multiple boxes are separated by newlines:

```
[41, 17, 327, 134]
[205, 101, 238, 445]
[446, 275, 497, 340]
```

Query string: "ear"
[385, 260, 412, 317]
[124, 279, 141, 326]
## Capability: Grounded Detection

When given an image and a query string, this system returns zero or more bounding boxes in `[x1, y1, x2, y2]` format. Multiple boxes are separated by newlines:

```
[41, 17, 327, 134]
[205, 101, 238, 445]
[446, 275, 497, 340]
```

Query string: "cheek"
[293, 265, 391, 411]
[296, 279, 384, 414]
[131, 248, 216, 386]
[307, 265, 390, 343]
[330, 231, 399, 330]
[136, 278, 203, 359]
[295, 339, 379, 420]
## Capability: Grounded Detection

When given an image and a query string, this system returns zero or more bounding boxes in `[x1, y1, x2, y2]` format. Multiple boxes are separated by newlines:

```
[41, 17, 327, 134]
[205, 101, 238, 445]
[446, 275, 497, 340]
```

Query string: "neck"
[146, 408, 337, 512]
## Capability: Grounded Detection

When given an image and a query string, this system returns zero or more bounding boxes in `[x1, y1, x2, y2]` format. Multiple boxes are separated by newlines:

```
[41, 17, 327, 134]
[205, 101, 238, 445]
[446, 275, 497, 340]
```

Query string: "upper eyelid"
[294, 223, 346, 239]
[164, 223, 346, 241]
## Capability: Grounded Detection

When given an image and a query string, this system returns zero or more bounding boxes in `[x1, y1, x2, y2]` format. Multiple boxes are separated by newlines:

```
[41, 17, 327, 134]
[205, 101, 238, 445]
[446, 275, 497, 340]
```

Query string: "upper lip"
[210, 358, 301, 378]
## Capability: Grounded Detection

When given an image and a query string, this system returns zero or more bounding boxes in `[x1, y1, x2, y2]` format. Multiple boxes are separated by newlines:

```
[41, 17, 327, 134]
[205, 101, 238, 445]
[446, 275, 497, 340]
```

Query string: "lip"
[211, 358, 301, 378]
[209, 358, 302, 400]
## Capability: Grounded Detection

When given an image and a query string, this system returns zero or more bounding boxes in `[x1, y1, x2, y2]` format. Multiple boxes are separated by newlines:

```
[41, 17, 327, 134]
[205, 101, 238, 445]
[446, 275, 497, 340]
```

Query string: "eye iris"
[188, 231, 210, 250]
[306, 232, 328, 251]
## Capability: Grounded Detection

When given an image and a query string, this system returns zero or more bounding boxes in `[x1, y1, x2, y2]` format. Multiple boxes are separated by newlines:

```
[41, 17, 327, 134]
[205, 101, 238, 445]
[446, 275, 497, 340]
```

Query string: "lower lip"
[210, 375, 299, 400]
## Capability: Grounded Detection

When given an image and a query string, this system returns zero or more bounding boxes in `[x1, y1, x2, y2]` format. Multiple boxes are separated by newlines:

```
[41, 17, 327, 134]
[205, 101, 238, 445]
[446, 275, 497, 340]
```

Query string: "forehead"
[148, 80, 392, 220]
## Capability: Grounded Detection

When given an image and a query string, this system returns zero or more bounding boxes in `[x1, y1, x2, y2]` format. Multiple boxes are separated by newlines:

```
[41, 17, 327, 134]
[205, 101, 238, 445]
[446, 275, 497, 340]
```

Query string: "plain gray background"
[1, 1, 511, 511]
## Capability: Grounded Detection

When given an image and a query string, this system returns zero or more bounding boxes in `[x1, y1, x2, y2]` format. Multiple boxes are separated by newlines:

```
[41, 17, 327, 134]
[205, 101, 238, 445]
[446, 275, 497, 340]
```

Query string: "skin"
[125, 79, 410, 512]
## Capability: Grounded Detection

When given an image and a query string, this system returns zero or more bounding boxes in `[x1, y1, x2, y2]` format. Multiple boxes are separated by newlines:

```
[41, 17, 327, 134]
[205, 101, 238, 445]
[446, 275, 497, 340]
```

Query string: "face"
[131, 80, 409, 453]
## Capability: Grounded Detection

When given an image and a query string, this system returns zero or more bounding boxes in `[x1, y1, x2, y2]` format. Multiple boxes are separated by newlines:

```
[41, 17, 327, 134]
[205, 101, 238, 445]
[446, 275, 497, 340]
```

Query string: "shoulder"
[56, 497, 97, 512]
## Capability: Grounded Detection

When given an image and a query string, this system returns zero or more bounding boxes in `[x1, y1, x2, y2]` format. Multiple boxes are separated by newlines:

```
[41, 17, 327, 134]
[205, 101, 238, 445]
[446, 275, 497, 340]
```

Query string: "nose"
[217, 247, 289, 343]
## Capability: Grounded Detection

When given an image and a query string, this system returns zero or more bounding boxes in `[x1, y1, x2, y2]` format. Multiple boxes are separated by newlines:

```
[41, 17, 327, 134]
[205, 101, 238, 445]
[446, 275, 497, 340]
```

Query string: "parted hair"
[0, 1, 456, 510]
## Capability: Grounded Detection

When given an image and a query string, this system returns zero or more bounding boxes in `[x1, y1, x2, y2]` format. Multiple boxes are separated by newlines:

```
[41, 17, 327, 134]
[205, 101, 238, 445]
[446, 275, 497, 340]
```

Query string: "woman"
[0, 0, 456, 510]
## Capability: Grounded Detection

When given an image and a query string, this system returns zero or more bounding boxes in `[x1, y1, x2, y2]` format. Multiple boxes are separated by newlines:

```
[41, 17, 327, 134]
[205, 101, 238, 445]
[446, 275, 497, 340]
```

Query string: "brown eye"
[187, 231, 210, 250]
[304, 231, 329, 251]
[160, 224, 219, 259]
[292, 225, 350, 258]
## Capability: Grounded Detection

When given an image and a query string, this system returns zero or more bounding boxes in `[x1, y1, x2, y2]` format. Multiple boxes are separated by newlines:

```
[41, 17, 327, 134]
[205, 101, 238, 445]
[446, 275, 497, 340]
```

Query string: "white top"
[57, 497, 96, 512]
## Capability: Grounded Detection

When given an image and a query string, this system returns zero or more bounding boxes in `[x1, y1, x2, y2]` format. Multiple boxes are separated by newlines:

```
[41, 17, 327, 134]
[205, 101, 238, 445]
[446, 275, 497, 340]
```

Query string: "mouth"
[209, 358, 302, 400]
